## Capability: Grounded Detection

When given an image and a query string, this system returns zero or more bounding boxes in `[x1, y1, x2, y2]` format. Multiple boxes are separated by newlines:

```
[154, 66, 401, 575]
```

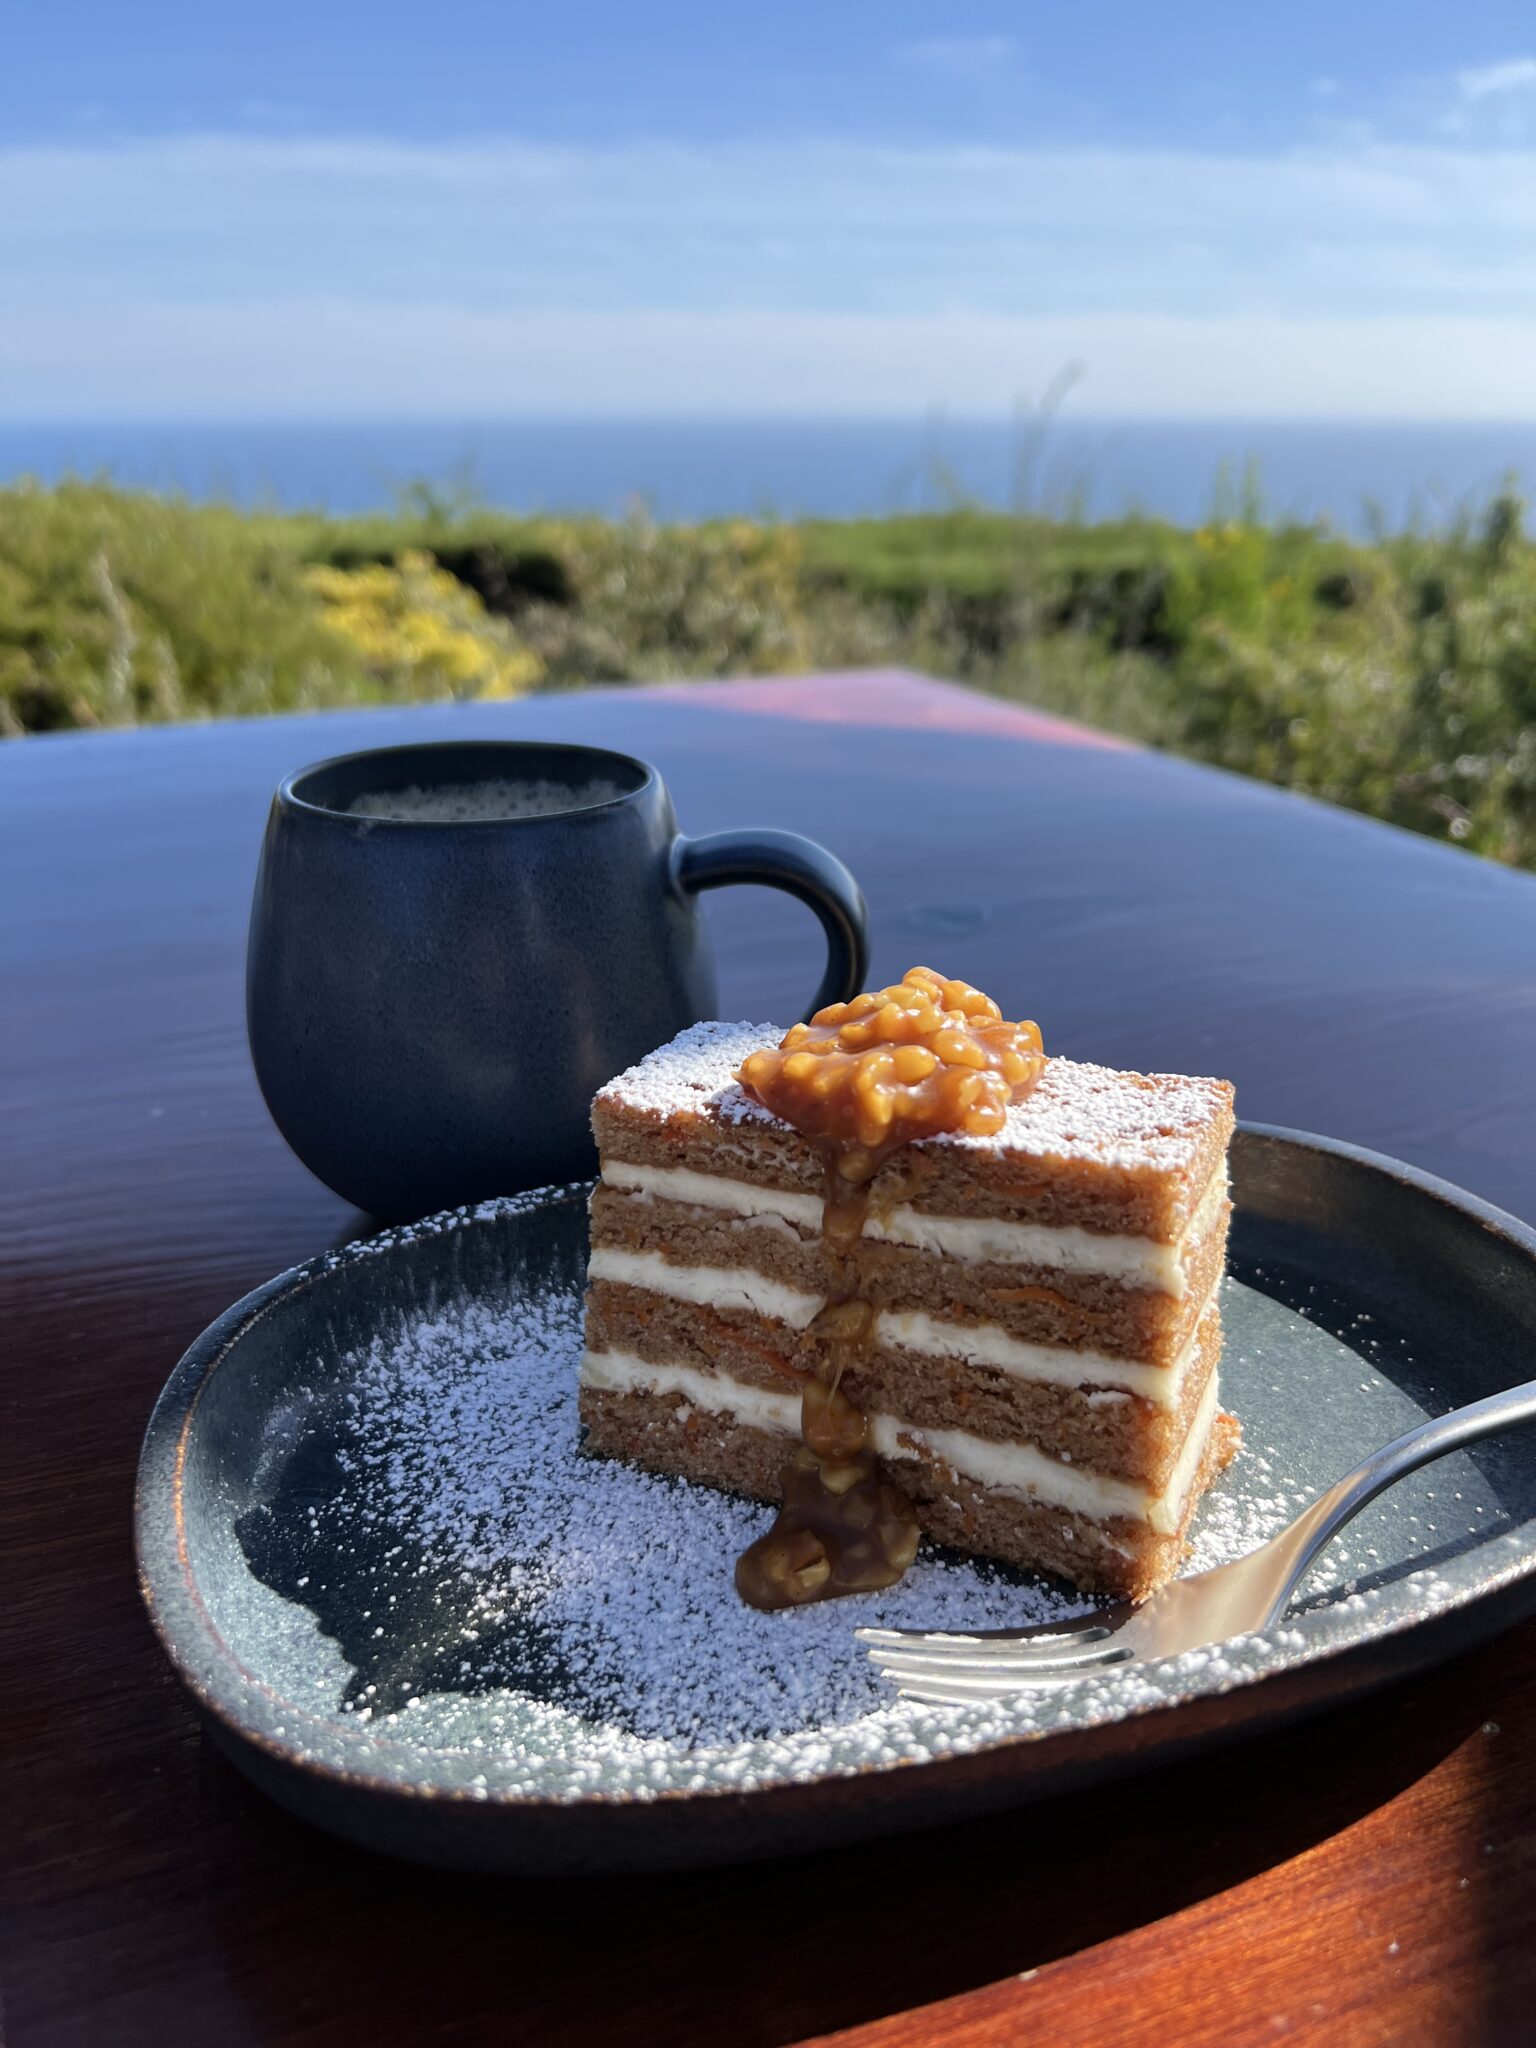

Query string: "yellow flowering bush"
[304, 552, 542, 700]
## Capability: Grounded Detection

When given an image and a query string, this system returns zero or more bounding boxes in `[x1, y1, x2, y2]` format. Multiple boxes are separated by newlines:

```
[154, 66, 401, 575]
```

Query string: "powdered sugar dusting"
[241, 1270, 1329, 1800]
[598, 1021, 1229, 1172]
[599, 1019, 781, 1129]
[302, 1286, 1097, 1776]
[938, 1058, 1232, 1174]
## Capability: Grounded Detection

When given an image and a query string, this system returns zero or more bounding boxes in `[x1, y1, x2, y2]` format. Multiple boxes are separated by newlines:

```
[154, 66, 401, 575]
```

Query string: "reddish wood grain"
[815, 1651, 1536, 2047]
[5, 671, 1536, 2048]
[644, 668, 1133, 748]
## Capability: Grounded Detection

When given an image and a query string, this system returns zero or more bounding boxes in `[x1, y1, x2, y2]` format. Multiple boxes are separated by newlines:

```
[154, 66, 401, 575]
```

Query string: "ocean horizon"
[4, 417, 1536, 534]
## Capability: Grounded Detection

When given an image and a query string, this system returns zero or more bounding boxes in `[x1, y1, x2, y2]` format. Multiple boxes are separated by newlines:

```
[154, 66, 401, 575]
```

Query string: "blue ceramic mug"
[247, 739, 868, 1221]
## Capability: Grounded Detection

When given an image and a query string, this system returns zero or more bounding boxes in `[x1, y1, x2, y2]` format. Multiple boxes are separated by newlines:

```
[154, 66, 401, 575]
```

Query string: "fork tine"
[855, 1622, 1116, 1658]
[855, 1608, 1117, 1650]
[879, 1668, 1114, 1699]
[867, 1641, 1130, 1684]
[867, 1635, 1126, 1668]
[884, 1657, 1128, 1702]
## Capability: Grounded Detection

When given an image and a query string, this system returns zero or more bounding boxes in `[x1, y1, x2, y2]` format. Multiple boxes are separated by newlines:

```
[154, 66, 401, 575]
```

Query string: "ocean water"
[3, 418, 1535, 533]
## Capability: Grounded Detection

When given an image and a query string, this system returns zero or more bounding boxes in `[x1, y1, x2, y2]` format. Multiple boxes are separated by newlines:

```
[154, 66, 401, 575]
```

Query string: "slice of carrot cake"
[579, 967, 1238, 1607]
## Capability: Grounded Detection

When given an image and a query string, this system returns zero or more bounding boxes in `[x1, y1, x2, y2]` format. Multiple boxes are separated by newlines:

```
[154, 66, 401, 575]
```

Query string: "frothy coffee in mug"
[345, 777, 626, 823]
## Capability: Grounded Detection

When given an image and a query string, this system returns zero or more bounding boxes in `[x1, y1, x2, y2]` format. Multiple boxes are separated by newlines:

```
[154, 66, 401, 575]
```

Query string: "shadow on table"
[194, 1644, 1510, 2048]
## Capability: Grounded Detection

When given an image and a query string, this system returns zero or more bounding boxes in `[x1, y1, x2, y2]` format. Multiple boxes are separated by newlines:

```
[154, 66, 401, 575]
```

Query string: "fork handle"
[1257, 1374, 1536, 1628]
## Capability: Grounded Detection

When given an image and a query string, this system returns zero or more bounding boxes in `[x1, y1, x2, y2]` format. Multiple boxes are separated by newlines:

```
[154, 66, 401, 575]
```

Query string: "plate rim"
[135, 1125, 1536, 1820]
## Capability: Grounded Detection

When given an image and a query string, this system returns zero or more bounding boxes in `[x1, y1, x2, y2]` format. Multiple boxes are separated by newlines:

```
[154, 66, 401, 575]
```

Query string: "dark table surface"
[6, 668, 1536, 2048]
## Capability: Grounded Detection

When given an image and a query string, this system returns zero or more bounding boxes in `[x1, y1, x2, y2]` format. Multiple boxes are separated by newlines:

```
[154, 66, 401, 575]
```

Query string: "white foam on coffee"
[344, 777, 626, 823]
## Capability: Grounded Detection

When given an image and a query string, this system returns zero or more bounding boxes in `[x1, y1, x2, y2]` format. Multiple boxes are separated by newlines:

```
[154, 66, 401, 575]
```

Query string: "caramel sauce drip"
[733, 967, 1046, 1610]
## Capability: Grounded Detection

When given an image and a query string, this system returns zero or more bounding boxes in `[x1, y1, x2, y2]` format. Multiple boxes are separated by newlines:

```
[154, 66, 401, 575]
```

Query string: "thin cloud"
[7, 132, 1536, 414]
[1457, 58, 1536, 101]
[888, 36, 1015, 80]
[9, 132, 1536, 305]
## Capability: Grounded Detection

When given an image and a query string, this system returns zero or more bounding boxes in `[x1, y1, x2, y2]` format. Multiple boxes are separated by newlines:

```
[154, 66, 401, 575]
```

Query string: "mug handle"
[673, 829, 870, 1020]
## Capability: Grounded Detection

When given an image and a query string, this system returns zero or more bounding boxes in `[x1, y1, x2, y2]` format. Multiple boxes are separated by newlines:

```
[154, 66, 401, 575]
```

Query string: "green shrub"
[513, 514, 808, 685]
[0, 479, 368, 732]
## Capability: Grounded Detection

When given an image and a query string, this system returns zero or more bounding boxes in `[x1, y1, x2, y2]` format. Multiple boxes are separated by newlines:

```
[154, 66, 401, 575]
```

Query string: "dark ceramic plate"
[136, 1126, 1536, 1874]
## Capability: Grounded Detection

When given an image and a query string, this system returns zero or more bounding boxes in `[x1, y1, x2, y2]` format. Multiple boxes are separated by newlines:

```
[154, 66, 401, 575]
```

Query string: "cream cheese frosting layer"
[877, 1303, 1214, 1407]
[587, 1244, 1214, 1401]
[580, 1347, 1221, 1534]
[586, 1245, 824, 1328]
[600, 1158, 1228, 1297]
[582, 1346, 802, 1433]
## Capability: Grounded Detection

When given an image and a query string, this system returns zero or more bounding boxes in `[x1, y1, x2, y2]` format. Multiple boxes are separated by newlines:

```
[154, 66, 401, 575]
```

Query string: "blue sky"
[6, 3, 1536, 418]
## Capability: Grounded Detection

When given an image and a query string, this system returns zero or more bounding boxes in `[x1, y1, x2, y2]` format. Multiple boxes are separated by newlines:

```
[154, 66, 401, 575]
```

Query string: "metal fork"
[858, 1375, 1536, 1704]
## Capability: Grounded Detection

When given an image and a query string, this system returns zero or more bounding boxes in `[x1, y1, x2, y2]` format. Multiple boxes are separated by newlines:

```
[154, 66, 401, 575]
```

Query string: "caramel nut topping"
[800, 1376, 868, 1460]
[734, 1448, 919, 1608]
[732, 968, 1047, 1612]
[737, 966, 1045, 1170]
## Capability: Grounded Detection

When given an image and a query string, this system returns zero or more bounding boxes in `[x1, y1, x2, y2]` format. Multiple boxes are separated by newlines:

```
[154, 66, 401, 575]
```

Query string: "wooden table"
[6, 668, 1536, 2048]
